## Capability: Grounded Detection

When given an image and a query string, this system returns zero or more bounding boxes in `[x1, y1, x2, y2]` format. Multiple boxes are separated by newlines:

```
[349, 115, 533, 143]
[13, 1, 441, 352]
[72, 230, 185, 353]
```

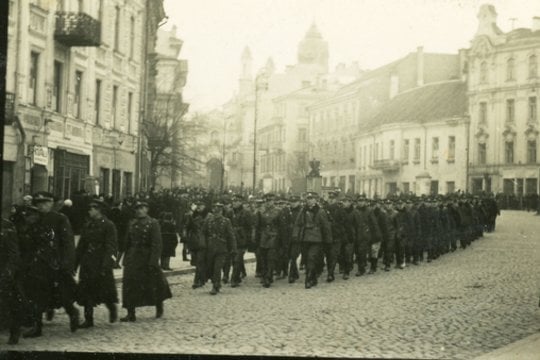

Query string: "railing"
[55, 12, 101, 47]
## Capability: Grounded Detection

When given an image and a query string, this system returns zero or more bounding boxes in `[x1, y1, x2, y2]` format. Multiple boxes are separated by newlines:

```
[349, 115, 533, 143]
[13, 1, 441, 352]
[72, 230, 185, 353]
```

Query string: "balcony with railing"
[371, 159, 400, 172]
[55, 12, 101, 47]
[5, 92, 15, 125]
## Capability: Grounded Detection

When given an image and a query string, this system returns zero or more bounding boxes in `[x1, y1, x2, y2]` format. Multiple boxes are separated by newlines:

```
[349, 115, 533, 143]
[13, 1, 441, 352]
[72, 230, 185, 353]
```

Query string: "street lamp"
[253, 72, 268, 193]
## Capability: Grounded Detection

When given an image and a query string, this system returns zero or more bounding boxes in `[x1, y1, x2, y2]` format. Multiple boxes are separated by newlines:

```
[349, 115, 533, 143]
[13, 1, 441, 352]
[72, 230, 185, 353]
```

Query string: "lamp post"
[221, 116, 227, 192]
[253, 73, 267, 193]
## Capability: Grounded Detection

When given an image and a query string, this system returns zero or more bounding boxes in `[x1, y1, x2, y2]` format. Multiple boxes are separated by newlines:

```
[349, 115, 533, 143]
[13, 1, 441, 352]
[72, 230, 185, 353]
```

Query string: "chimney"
[458, 48, 468, 81]
[533, 16, 540, 32]
[416, 46, 424, 86]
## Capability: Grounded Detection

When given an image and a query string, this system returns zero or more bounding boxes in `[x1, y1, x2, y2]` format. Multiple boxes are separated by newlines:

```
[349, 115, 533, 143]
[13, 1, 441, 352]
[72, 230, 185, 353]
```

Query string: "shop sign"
[33, 145, 49, 166]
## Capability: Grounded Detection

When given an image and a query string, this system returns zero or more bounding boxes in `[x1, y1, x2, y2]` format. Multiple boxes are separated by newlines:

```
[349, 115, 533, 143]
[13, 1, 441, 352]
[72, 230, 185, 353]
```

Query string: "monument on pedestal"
[306, 159, 322, 194]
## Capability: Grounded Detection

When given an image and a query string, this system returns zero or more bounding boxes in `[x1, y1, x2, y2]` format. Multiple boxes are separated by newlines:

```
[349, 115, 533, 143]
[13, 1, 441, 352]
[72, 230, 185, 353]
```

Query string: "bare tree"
[144, 95, 208, 188]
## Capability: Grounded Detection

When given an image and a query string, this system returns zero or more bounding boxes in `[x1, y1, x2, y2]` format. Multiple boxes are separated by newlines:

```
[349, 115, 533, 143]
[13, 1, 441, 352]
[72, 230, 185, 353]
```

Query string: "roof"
[361, 81, 467, 130]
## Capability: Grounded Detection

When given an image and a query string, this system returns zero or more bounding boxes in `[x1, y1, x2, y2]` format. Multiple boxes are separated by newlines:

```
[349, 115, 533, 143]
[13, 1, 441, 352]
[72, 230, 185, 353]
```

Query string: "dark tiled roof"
[361, 81, 467, 130]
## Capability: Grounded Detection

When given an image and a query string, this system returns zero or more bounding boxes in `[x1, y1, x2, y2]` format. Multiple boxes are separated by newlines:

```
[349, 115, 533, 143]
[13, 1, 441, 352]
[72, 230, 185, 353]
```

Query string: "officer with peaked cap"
[75, 198, 119, 328]
[121, 200, 172, 321]
[22, 191, 80, 338]
[254, 193, 281, 288]
[229, 194, 252, 287]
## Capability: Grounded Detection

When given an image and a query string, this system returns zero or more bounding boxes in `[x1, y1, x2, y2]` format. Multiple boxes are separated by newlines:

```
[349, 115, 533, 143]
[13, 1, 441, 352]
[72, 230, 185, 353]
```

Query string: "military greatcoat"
[122, 215, 172, 308]
[76, 216, 119, 306]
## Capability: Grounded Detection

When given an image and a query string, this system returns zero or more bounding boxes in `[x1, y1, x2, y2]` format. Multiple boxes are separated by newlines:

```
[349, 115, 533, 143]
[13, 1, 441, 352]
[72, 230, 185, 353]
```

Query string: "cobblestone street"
[2, 210, 539, 359]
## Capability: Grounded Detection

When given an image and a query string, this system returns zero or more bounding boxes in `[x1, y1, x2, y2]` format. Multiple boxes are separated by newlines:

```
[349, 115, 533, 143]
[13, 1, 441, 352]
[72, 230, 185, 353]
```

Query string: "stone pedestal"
[306, 176, 322, 194]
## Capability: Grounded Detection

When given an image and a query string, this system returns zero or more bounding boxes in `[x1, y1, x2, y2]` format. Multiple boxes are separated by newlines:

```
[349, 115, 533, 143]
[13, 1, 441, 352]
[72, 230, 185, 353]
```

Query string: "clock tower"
[297, 23, 329, 72]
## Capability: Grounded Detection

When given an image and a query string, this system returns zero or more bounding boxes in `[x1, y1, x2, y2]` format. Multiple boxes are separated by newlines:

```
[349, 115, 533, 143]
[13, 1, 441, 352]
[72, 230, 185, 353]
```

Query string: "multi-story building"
[310, 47, 463, 194]
[467, 4, 540, 196]
[3, 0, 165, 213]
[356, 80, 468, 197]
[152, 26, 189, 189]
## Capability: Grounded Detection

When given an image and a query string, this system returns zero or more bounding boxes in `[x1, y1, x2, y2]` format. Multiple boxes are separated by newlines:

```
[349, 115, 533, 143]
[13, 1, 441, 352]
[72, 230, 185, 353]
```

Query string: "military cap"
[89, 198, 108, 210]
[213, 202, 225, 208]
[305, 192, 319, 199]
[263, 193, 276, 201]
[232, 194, 244, 201]
[289, 195, 301, 202]
[134, 200, 149, 208]
[328, 190, 340, 199]
[33, 191, 54, 203]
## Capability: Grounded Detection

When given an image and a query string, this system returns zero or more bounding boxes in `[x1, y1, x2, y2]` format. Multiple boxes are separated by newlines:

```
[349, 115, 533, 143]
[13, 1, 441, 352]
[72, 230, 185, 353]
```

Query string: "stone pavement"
[1, 210, 539, 359]
[473, 332, 540, 360]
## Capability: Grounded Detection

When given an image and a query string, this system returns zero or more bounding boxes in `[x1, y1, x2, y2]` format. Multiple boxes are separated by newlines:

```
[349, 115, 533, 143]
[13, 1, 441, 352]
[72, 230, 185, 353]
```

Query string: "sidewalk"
[473, 331, 540, 360]
[112, 252, 256, 283]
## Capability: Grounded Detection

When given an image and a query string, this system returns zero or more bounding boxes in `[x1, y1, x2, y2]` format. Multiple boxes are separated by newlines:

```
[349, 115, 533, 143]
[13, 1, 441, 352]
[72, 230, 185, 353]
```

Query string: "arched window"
[480, 61, 488, 83]
[529, 55, 538, 78]
[506, 58, 515, 81]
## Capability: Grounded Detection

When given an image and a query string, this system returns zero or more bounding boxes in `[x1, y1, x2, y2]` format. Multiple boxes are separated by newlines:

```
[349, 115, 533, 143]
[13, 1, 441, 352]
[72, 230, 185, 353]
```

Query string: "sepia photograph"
[0, 0, 539, 359]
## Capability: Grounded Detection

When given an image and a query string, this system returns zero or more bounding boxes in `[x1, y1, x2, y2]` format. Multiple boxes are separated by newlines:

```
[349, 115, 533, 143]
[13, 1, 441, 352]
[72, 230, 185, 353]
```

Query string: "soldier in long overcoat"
[340, 196, 359, 279]
[185, 201, 209, 289]
[230, 195, 253, 287]
[159, 212, 178, 271]
[355, 199, 382, 275]
[0, 218, 24, 344]
[203, 202, 237, 295]
[75, 199, 118, 328]
[322, 191, 342, 282]
[287, 195, 303, 283]
[20, 192, 80, 338]
[121, 200, 172, 322]
[254, 193, 281, 288]
[293, 193, 331, 289]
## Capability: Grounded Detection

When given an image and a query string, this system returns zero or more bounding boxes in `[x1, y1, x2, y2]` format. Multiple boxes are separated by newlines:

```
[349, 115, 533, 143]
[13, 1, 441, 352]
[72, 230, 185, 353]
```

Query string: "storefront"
[52, 148, 90, 199]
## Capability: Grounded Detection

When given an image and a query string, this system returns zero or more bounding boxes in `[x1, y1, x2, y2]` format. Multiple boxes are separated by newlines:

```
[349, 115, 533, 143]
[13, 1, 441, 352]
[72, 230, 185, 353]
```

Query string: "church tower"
[239, 46, 253, 98]
[297, 23, 329, 72]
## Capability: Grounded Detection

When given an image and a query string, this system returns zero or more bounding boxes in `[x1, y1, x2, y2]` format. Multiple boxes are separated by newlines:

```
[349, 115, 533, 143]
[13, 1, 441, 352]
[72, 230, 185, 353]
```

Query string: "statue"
[308, 159, 320, 177]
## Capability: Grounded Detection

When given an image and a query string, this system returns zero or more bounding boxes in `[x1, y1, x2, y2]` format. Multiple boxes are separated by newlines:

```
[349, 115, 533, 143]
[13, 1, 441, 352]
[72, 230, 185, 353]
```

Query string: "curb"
[114, 257, 257, 284]
[473, 332, 540, 360]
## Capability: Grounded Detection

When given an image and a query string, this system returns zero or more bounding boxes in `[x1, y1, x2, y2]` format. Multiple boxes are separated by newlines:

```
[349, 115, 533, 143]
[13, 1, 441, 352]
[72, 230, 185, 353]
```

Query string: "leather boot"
[22, 320, 42, 338]
[120, 308, 136, 322]
[106, 303, 118, 323]
[79, 306, 94, 328]
[8, 326, 20, 345]
[155, 302, 164, 318]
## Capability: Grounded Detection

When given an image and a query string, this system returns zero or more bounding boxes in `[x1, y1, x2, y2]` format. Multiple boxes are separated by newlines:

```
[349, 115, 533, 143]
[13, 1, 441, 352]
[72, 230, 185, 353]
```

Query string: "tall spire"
[241, 46, 252, 80]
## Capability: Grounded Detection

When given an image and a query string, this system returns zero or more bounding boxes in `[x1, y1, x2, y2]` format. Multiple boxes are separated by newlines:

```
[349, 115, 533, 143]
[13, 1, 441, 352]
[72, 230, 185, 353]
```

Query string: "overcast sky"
[163, 0, 540, 112]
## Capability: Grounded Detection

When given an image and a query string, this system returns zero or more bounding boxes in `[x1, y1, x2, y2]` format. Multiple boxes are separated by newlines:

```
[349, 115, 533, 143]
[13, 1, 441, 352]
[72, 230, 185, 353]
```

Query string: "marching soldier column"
[1, 187, 501, 344]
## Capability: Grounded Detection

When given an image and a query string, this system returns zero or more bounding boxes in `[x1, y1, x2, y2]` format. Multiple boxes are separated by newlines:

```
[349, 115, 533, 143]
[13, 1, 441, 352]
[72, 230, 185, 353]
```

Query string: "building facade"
[152, 26, 189, 190]
[467, 4, 540, 195]
[3, 0, 165, 213]
[356, 81, 469, 198]
[309, 47, 463, 195]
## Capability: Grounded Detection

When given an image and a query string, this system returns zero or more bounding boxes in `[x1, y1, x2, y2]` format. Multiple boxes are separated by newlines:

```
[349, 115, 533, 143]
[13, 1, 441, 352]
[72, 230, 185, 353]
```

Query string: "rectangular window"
[503, 179, 514, 195]
[505, 141, 514, 164]
[529, 97, 537, 123]
[389, 140, 395, 160]
[403, 139, 409, 162]
[527, 140, 537, 163]
[478, 143, 487, 165]
[127, 92, 133, 133]
[112, 169, 121, 201]
[506, 99, 515, 122]
[479, 102, 487, 124]
[432, 137, 439, 160]
[448, 136, 456, 161]
[100, 167, 110, 195]
[516, 178, 524, 195]
[95, 79, 101, 125]
[446, 181, 455, 194]
[402, 182, 410, 193]
[526, 178, 538, 194]
[129, 16, 135, 59]
[414, 138, 421, 161]
[123, 172, 132, 197]
[374, 143, 379, 161]
[430, 181, 439, 195]
[114, 6, 121, 52]
[112, 85, 118, 128]
[29, 51, 39, 105]
[298, 128, 307, 142]
[369, 144, 372, 165]
[74, 70, 83, 119]
[53, 61, 63, 112]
